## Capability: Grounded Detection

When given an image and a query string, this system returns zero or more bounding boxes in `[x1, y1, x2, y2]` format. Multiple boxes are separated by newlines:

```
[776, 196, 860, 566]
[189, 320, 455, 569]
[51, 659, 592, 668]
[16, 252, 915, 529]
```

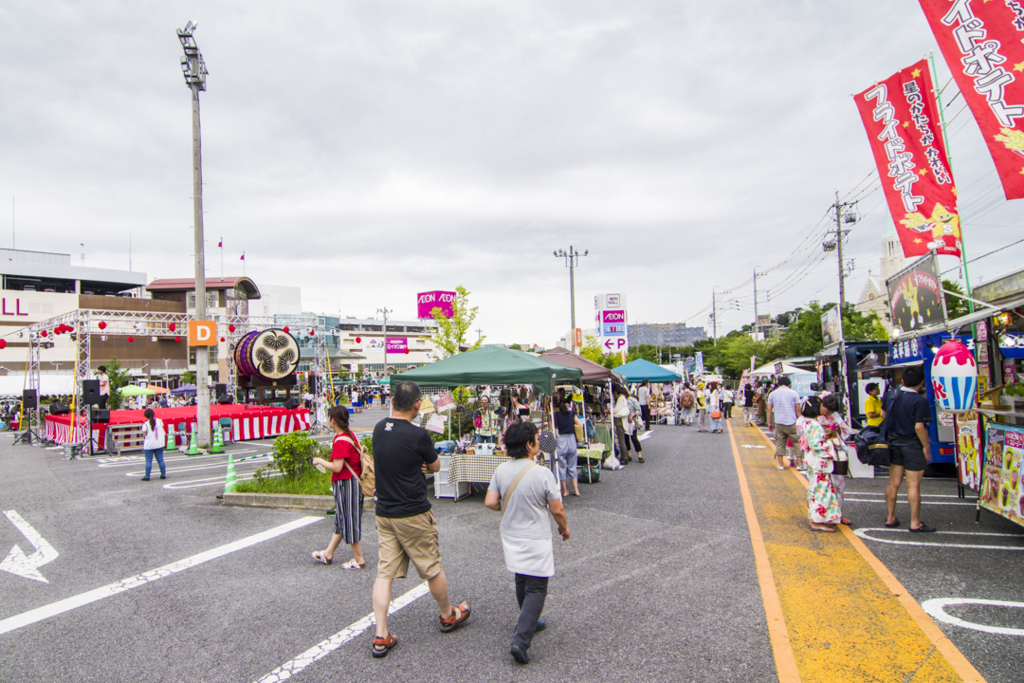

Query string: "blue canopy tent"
[612, 358, 681, 383]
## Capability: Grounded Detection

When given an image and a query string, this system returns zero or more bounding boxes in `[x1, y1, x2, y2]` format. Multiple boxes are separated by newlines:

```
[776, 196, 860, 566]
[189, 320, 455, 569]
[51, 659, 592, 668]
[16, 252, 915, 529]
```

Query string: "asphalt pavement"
[0, 411, 1020, 682]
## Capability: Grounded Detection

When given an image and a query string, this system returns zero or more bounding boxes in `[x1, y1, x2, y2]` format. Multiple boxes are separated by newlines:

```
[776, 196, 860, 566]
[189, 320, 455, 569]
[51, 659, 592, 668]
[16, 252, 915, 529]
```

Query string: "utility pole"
[711, 288, 717, 343]
[178, 21, 211, 448]
[827, 192, 857, 312]
[554, 246, 588, 353]
[752, 269, 759, 341]
[377, 307, 392, 376]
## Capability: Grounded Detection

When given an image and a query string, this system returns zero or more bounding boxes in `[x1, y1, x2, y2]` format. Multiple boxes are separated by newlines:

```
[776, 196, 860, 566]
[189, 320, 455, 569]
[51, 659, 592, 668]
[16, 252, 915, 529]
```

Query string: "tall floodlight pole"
[554, 246, 588, 353]
[178, 21, 212, 448]
[378, 307, 392, 377]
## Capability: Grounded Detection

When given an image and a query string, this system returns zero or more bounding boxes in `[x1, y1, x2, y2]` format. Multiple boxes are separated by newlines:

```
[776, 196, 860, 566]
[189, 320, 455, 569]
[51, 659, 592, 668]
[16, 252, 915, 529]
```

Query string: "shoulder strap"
[501, 462, 537, 518]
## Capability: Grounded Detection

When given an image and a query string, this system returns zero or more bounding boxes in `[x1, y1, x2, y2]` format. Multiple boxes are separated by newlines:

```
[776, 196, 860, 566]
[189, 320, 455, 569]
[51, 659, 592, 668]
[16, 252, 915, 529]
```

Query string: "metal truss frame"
[26, 309, 331, 442]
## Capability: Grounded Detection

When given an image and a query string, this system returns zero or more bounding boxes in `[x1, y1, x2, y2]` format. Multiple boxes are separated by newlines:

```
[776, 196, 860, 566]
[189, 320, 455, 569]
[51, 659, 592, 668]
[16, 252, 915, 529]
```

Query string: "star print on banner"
[855, 58, 960, 258]
[920, 0, 1024, 199]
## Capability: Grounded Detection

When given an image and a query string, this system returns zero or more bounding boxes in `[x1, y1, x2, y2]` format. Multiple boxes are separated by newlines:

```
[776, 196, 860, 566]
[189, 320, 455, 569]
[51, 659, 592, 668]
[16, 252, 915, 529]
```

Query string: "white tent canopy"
[0, 374, 75, 397]
[750, 362, 813, 377]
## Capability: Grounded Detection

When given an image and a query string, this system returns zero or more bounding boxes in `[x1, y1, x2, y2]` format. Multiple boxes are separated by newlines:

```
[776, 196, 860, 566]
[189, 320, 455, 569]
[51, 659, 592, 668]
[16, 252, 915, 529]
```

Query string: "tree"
[508, 343, 524, 351]
[782, 302, 886, 357]
[104, 357, 132, 411]
[943, 279, 970, 319]
[430, 285, 483, 359]
[182, 370, 196, 385]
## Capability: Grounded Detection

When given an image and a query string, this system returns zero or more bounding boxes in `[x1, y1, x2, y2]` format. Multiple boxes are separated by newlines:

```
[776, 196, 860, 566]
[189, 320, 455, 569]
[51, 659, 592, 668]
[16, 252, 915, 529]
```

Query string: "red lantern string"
[175, 336, 181, 343]
[98, 321, 107, 330]
[128, 336, 134, 343]
[220, 337, 226, 342]
[0, 339, 6, 349]
[41, 331, 48, 338]
[168, 323, 176, 332]
[228, 325, 236, 333]
[283, 326, 290, 333]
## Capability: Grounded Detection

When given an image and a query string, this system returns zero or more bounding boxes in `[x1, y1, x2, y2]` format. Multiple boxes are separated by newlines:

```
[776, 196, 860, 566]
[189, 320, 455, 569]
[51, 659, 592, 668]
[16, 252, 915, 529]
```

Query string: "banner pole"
[929, 51, 975, 313]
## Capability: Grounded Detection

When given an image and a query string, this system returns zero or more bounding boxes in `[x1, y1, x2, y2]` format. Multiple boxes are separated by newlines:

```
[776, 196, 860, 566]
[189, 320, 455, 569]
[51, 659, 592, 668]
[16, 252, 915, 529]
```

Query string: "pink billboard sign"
[601, 310, 627, 323]
[386, 337, 408, 353]
[417, 290, 457, 319]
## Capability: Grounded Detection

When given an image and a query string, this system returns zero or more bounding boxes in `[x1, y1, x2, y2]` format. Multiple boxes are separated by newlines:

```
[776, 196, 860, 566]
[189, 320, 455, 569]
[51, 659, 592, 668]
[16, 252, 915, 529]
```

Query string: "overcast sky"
[4, 1, 1022, 346]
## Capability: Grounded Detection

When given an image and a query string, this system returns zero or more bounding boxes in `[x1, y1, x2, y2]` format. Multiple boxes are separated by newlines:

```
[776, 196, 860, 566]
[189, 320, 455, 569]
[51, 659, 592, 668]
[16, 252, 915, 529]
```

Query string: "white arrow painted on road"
[1, 510, 59, 584]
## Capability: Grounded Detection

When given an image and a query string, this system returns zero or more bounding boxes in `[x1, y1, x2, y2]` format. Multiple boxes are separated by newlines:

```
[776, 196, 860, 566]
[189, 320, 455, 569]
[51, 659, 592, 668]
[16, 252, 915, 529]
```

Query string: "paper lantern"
[168, 323, 176, 332]
[98, 321, 107, 330]
[220, 337, 225, 342]
[355, 337, 361, 343]
[283, 326, 290, 333]
[128, 336, 134, 343]
[404, 348, 409, 354]
[310, 329, 316, 336]
[41, 331, 47, 338]
[228, 325, 236, 333]
[175, 336, 181, 343]
[0, 339, 7, 349]
[931, 339, 977, 411]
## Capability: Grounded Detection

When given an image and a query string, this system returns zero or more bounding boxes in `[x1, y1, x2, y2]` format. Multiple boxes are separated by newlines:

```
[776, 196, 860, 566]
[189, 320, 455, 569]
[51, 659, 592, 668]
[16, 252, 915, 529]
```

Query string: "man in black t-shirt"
[882, 366, 935, 533]
[370, 381, 471, 658]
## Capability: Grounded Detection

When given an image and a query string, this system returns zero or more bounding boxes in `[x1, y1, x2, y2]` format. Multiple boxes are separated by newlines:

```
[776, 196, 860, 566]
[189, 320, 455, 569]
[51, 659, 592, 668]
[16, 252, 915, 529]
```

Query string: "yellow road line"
[770, 431, 986, 683]
[727, 420, 802, 683]
[741, 421, 987, 683]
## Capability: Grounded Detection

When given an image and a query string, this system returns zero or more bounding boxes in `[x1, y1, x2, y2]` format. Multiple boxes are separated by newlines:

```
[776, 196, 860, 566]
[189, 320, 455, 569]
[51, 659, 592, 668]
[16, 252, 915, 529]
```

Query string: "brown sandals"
[439, 602, 471, 632]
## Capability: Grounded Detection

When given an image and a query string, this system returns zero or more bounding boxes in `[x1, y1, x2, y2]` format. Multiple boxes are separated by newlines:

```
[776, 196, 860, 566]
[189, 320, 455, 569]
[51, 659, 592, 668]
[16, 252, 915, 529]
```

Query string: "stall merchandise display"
[980, 423, 1024, 528]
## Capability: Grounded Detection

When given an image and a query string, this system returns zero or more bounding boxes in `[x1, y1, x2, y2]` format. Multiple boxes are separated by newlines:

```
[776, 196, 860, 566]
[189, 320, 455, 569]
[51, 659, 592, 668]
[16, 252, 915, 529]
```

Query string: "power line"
[940, 236, 1024, 274]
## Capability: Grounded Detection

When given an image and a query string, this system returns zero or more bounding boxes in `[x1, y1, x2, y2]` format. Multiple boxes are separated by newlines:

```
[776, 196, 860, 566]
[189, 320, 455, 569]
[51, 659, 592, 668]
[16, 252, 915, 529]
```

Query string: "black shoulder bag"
[854, 391, 900, 466]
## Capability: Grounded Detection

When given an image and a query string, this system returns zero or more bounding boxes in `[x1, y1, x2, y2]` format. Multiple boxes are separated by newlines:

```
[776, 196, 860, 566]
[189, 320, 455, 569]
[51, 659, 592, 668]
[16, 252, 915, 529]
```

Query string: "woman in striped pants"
[311, 406, 366, 569]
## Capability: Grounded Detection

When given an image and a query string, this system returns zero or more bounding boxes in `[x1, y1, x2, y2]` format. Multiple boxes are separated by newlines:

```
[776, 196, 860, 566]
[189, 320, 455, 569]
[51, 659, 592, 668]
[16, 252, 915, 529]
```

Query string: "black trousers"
[640, 404, 651, 430]
[513, 574, 549, 651]
[723, 402, 733, 418]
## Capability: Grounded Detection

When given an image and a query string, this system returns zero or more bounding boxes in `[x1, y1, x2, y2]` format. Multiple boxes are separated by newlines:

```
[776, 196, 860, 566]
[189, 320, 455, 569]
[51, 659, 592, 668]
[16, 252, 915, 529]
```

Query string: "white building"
[855, 224, 907, 331]
[0, 248, 147, 376]
[337, 316, 438, 377]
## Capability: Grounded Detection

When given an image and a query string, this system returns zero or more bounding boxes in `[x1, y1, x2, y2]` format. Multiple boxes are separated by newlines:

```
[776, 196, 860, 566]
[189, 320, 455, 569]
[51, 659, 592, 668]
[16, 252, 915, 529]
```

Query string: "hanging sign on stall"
[955, 411, 983, 490]
[980, 423, 1024, 528]
[887, 253, 947, 334]
[821, 305, 843, 347]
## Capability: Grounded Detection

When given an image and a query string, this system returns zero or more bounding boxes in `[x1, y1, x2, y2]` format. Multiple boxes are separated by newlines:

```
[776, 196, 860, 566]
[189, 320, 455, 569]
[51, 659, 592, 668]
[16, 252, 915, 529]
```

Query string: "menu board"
[980, 423, 1024, 528]
[954, 412, 982, 490]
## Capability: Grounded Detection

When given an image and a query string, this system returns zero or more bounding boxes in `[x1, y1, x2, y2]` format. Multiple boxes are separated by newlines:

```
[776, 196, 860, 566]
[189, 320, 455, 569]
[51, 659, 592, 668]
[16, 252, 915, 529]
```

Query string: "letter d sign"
[188, 321, 218, 346]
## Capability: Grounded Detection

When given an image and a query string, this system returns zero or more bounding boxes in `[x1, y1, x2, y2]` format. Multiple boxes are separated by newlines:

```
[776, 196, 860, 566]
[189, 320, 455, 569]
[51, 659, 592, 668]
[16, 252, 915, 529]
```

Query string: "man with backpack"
[882, 366, 935, 533]
[679, 384, 695, 426]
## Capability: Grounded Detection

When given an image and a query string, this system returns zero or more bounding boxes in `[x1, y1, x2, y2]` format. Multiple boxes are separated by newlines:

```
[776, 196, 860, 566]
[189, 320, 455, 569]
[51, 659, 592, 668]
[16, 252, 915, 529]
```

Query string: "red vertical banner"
[855, 60, 961, 258]
[920, 0, 1024, 200]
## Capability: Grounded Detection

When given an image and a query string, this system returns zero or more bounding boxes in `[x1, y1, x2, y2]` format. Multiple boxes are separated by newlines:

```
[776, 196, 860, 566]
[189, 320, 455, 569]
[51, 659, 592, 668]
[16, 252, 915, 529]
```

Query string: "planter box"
[221, 492, 334, 511]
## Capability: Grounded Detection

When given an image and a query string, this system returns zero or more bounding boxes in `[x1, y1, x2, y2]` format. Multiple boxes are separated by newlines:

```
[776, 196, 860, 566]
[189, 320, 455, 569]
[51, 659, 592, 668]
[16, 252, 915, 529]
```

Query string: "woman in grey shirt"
[485, 422, 570, 665]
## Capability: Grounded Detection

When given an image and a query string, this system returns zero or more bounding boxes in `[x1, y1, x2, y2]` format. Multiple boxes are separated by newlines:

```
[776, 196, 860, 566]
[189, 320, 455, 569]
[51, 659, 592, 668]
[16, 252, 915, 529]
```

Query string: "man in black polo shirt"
[370, 381, 470, 658]
[882, 366, 935, 533]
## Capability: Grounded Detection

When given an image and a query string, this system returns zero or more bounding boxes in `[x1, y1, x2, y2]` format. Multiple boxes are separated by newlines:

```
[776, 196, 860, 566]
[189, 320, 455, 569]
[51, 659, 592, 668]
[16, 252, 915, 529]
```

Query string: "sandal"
[809, 525, 836, 533]
[637, 456, 644, 463]
[311, 551, 332, 565]
[340, 559, 365, 570]
[439, 602, 471, 632]
[372, 633, 398, 658]
[841, 517, 853, 526]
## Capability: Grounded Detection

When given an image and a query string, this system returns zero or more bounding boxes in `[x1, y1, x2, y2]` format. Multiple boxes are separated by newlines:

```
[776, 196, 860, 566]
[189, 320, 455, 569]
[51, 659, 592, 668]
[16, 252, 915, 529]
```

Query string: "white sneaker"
[776, 464, 785, 470]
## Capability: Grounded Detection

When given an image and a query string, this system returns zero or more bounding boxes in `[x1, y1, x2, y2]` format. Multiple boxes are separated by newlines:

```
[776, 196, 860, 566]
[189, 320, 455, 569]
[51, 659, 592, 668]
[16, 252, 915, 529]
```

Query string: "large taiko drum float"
[235, 329, 301, 400]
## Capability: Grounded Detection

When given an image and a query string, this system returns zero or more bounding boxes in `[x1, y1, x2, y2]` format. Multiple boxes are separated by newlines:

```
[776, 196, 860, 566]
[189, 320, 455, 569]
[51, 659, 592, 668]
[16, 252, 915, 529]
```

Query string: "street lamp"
[177, 20, 212, 447]
[553, 246, 588, 354]
[377, 307, 392, 377]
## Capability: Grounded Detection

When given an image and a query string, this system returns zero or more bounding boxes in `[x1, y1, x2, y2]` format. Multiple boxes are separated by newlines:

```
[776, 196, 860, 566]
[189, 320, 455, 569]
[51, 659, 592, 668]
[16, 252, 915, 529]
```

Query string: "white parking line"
[96, 450, 260, 468]
[124, 457, 271, 477]
[922, 598, 1024, 637]
[161, 472, 283, 490]
[844, 498, 977, 507]
[0, 516, 320, 636]
[255, 582, 430, 683]
[854, 528, 1024, 550]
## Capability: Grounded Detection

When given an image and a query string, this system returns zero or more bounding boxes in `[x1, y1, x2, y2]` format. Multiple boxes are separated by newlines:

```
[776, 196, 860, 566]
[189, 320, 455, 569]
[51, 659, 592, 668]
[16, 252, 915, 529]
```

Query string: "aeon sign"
[417, 290, 456, 319]
[601, 310, 626, 323]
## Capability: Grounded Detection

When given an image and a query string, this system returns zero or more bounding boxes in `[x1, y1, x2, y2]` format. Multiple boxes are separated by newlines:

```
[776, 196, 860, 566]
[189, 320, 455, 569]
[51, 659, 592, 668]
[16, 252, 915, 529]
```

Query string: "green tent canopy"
[390, 345, 583, 395]
[612, 358, 682, 383]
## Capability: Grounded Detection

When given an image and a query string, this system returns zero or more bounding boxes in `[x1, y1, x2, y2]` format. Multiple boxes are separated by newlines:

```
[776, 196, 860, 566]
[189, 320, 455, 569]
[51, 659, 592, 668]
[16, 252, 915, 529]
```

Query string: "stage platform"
[44, 405, 311, 450]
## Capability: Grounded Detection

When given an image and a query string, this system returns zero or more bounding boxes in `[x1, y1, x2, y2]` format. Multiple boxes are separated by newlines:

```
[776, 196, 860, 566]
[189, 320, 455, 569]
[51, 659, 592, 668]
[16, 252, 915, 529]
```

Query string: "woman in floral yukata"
[796, 396, 842, 533]
[818, 394, 853, 526]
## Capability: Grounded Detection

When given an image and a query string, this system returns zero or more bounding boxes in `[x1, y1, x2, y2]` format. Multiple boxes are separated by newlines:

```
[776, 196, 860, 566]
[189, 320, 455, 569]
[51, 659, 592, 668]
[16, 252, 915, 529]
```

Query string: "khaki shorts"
[376, 510, 442, 580]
